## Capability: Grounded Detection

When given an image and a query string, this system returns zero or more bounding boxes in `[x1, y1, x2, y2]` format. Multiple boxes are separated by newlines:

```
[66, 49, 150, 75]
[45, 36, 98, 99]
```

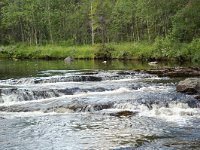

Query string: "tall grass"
[0, 44, 97, 59]
[0, 39, 200, 62]
[106, 42, 154, 60]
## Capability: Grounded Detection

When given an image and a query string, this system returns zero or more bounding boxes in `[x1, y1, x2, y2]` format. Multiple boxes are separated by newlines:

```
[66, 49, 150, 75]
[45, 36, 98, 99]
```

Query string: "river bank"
[0, 40, 200, 62]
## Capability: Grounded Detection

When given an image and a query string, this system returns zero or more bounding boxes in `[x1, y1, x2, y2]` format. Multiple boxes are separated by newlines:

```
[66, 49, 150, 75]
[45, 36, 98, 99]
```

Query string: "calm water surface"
[0, 59, 200, 150]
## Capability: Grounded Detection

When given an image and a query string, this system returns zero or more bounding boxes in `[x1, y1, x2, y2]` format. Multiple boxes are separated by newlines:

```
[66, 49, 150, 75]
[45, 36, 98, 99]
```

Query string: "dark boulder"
[176, 78, 200, 94]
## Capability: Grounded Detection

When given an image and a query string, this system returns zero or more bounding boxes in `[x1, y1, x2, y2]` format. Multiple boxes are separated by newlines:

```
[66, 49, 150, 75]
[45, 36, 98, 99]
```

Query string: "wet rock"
[187, 99, 200, 108]
[64, 57, 74, 63]
[0, 105, 36, 112]
[32, 76, 102, 84]
[82, 76, 102, 81]
[166, 140, 200, 149]
[0, 117, 5, 119]
[81, 72, 99, 75]
[110, 110, 138, 117]
[117, 71, 135, 75]
[176, 78, 200, 94]
[146, 67, 200, 77]
[148, 61, 158, 66]
[58, 88, 80, 95]
[195, 95, 200, 100]
[53, 107, 74, 113]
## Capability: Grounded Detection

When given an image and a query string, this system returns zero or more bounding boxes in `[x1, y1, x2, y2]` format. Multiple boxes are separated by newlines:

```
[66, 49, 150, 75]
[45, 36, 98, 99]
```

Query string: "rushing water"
[0, 60, 200, 150]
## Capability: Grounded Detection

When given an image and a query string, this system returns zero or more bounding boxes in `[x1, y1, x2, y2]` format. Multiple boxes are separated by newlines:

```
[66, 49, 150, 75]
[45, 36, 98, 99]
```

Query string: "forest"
[0, 0, 200, 61]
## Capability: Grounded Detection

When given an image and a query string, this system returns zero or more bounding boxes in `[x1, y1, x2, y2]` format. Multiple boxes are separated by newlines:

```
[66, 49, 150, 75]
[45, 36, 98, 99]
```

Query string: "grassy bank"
[0, 44, 97, 59]
[0, 38, 200, 62]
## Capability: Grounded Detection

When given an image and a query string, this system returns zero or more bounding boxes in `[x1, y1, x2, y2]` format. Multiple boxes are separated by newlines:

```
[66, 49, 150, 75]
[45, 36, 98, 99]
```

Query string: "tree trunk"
[135, 17, 140, 41]
[47, 2, 53, 44]
[90, 2, 95, 45]
[34, 28, 38, 45]
[101, 25, 105, 46]
[20, 19, 24, 43]
[146, 20, 151, 41]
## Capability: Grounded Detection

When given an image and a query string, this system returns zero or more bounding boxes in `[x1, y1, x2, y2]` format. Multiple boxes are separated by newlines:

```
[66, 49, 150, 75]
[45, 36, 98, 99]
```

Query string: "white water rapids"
[1, 70, 200, 150]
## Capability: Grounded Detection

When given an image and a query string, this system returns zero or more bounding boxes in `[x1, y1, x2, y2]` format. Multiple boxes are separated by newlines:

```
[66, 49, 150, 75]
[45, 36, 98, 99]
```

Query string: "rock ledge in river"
[146, 67, 200, 77]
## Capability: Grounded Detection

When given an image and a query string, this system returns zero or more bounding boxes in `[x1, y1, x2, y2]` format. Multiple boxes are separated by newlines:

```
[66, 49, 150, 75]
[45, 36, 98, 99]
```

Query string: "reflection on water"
[0, 60, 200, 150]
[0, 59, 199, 79]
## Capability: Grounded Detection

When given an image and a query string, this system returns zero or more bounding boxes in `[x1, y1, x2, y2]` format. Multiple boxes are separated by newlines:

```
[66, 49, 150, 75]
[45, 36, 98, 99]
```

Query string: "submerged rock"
[176, 78, 200, 94]
[0, 117, 5, 119]
[110, 110, 138, 117]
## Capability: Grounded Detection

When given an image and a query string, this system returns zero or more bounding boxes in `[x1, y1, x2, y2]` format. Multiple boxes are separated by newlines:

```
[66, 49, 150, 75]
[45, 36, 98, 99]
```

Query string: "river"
[0, 60, 200, 150]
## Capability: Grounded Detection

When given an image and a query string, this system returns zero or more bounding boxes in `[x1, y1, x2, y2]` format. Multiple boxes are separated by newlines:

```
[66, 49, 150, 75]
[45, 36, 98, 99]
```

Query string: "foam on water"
[0, 87, 132, 107]
[113, 102, 200, 124]
[0, 70, 199, 123]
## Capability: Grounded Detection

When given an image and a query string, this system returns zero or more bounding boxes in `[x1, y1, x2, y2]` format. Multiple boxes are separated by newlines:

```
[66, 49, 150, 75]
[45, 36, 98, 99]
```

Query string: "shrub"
[188, 38, 200, 62]
[94, 46, 114, 59]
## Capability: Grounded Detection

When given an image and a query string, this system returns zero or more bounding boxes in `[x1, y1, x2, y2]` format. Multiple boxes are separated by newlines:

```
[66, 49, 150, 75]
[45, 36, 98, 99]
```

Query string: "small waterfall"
[0, 88, 63, 103]
[113, 100, 200, 119]
[0, 76, 103, 85]
[0, 70, 199, 120]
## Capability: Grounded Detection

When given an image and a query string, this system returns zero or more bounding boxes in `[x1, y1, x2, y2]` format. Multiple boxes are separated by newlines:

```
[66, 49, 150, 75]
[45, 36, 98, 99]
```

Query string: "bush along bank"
[0, 38, 200, 63]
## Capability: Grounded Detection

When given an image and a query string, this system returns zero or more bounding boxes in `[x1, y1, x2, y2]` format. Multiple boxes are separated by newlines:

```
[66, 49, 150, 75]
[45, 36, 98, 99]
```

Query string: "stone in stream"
[64, 56, 74, 63]
[110, 110, 138, 117]
[78, 76, 102, 81]
[166, 140, 200, 148]
[176, 78, 200, 94]
[195, 95, 200, 100]
[81, 72, 99, 75]
[146, 67, 200, 77]
[49, 107, 74, 113]
[33, 76, 102, 84]
[117, 71, 135, 75]
[148, 61, 158, 66]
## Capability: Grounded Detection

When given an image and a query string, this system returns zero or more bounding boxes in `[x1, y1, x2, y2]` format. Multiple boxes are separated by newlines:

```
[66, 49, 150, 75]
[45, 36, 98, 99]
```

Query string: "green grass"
[0, 39, 200, 63]
[0, 44, 97, 59]
[106, 42, 154, 60]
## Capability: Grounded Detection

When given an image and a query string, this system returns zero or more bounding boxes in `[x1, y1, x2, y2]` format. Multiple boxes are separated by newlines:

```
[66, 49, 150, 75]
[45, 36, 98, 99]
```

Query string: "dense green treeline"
[1, 0, 200, 45]
[0, 0, 200, 62]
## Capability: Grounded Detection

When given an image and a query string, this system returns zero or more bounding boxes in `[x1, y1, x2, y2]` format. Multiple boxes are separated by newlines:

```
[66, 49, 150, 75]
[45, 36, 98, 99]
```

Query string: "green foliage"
[109, 0, 136, 42]
[0, 0, 200, 62]
[1, 0, 198, 45]
[94, 45, 113, 60]
[187, 38, 200, 62]
[153, 37, 196, 62]
[172, 0, 200, 42]
[106, 42, 154, 60]
[0, 44, 96, 59]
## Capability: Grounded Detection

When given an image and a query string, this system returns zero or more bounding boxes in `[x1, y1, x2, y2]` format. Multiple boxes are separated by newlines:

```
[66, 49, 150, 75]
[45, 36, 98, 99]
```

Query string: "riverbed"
[0, 60, 200, 150]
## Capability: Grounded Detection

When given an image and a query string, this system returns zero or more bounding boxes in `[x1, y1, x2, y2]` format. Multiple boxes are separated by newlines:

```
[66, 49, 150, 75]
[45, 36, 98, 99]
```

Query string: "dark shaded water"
[0, 60, 200, 150]
[0, 59, 198, 79]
